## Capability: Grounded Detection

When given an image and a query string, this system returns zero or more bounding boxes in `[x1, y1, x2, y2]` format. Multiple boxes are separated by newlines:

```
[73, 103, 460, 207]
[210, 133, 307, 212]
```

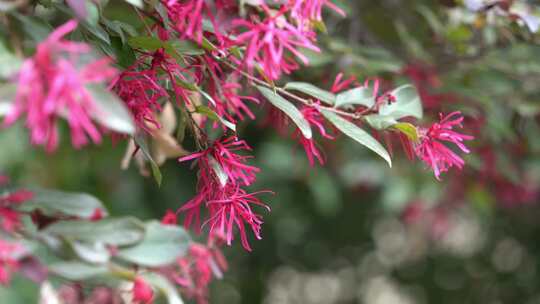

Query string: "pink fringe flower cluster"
[414, 112, 473, 180]
[178, 137, 271, 251]
[3, 20, 116, 152]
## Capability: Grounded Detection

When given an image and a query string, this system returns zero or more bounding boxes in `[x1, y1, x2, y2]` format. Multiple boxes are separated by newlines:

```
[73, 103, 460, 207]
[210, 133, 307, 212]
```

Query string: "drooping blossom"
[233, 6, 320, 80]
[204, 184, 270, 251]
[132, 276, 154, 304]
[294, 106, 333, 166]
[180, 137, 260, 187]
[162, 0, 222, 43]
[415, 112, 473, 180]
[288, 0, 345, 28]
[179, 137, 270, 250]
[3, 20, 117, 152]
[173, 238, 228, 304]
[0, 239, 25, 285]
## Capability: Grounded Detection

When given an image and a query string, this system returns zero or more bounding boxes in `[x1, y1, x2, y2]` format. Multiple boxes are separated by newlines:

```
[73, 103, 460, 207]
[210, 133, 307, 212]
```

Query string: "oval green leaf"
[118, 221, 190, 267]
[257, 86, 312, 139]
[320, 109, 392, 167]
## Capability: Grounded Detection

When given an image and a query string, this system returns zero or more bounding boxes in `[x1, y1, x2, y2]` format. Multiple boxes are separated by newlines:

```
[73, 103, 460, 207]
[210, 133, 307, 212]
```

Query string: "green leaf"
[320, 109, 391, 166]
[335, 87, 374, 108]
[209, 155, 228, 187]
[379, 84, 423, 120]
[0, 42, 22, 79]
[364, 114, 397, 130]
[134, 134, 163, 187]
[0, 83, 16, 116]
[128, 36, 164, 51]
[11, 12, 52, 42]
[71, 241, 111, 264]
[165, 40, 205, 56]
[416, 5, 444, 36]
[195, 105, 236, 131]
[87, 84, 136, 135]
[43, 217, 145, 246]
[123, 0, 143, 8]
[256, 86, 312, 139]
[142, 273, 184, 304]
[49, 261, 108, 280]
[118, 221, 190, 267]
[18, 188, 108, 219]
[284, 82, 336, 105]
[392, 122, 419, 141]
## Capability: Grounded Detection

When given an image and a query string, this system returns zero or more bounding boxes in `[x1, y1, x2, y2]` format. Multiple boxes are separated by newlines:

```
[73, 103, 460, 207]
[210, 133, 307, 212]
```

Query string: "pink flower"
[163, 0, 221, 43]
[174, 240, 228, 304]
[132, 276, 154, 304]
[233, 6, 320, 80]
[180, 137, 260, 186]
[415, 112, 473, 180]
[0, 239, 24, 285]
[3, 20, 116, 152]
[289, 0, 345, 28]
[179, 137, 271, 250]
[205, 184, 270, 251]
[112, 70, 167, 133]
[0, 189, 33, 233]
[209, 81, 259, 124]
[331, 73, 357, 93]
[161, 210, 178, 225]
[294, 106, 333, 166]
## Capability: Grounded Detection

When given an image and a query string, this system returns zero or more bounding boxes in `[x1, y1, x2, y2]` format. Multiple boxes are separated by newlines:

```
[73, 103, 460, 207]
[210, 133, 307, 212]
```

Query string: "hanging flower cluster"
[3, 20, 117, 152]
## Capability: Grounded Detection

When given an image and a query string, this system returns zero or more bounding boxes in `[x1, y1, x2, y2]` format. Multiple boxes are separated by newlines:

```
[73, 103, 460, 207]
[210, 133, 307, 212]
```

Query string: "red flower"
[415, 112, 473, 180]
[161, 210, 178, 225]
[132, 276, 154, 304]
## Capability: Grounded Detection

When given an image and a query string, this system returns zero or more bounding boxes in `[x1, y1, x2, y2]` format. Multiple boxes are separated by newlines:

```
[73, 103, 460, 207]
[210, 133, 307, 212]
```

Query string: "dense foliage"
[0, 0, 539, 303]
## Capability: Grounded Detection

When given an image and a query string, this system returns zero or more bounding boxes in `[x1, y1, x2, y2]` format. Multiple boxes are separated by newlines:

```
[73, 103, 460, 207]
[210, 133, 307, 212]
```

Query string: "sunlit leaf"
[49, 261, 108, 280]
[320, 109, 391, 166]
[195, 105, 236, 131]
[379, 84, 423, 120]
[19, 188, 108, 219]
[335, 87, 374, 108]
[118, 221, 190, 267]
[87, 84, 136, 135]
[43, 217, 145, 246]
[284, 82, 336, 105]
